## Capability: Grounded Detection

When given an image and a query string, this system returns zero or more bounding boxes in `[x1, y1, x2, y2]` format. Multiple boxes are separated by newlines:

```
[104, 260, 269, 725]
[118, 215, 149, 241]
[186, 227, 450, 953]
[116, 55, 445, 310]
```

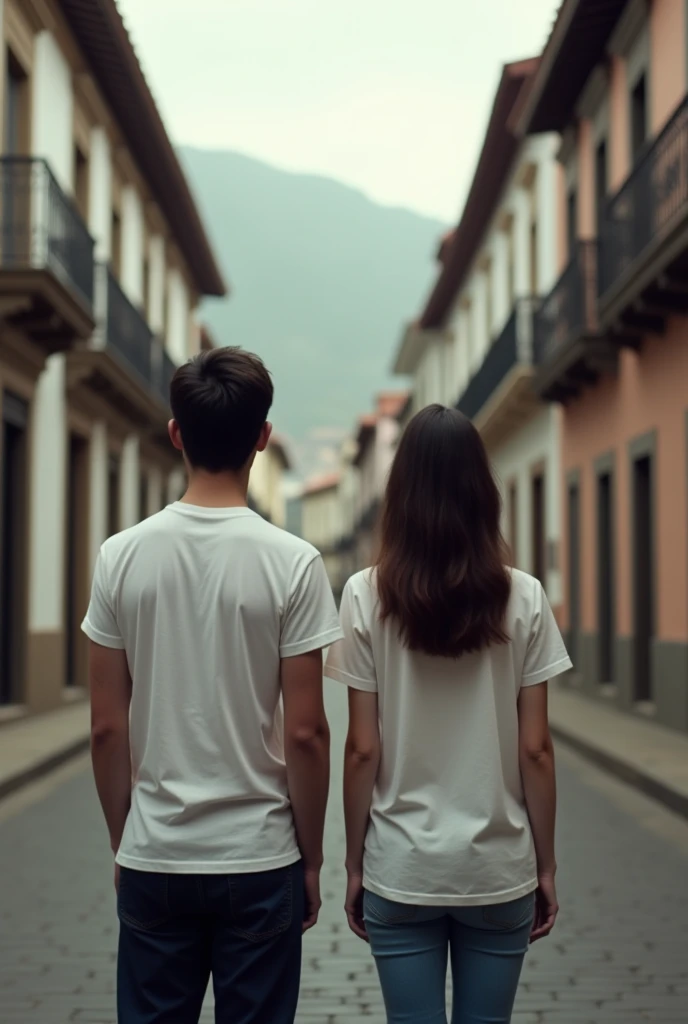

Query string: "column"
[119, 435, 140, 530]
[536, 149, 560, 295]
[455, 308, 471, 399]
[121, 185, 144, 306]
[491, 231, 511, 334]
[88, 128, 112, 262]
[89, 421, 108, 574]
[26, 355, 68, 709]
[470, 274, 488, 371]
[512, 188, 532, 298]
[148, 235, 166, 333]
[147, 465, 164, 515]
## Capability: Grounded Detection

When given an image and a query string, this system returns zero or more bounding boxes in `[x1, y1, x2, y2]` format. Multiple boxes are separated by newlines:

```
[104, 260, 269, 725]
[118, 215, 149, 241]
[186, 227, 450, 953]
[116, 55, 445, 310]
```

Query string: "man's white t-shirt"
[325, 567, 572, 907]
[82, 503, 343, 874]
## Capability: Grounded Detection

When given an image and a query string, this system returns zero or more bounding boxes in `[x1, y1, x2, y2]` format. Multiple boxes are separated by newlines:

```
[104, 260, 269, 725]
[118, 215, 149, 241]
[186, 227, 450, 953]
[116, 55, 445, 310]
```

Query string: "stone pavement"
[1, 682, 688, 1022]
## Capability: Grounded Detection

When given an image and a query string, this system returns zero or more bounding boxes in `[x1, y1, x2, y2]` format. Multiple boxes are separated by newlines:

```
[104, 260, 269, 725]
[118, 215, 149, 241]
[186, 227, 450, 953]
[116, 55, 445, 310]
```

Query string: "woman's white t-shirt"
[325, 567, 572, 907]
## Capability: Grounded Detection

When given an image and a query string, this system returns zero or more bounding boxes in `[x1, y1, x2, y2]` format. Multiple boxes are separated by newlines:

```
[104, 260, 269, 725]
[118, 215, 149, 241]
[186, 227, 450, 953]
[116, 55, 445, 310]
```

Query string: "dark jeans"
[117, 861, 304, 1024]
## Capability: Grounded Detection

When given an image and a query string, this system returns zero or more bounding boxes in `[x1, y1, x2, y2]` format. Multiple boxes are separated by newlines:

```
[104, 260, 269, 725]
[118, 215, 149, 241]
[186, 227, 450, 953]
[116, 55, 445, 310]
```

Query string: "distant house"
[300, 472, 342, 592]
[249, 434, 291, 527]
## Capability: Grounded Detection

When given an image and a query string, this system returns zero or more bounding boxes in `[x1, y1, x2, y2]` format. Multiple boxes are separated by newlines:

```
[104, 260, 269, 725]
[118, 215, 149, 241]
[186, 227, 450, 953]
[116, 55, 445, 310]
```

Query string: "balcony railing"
[599, 95, 688, 299]
[534, 241, 598, 368]
[0, 156, 94, 310]
[457, 297, 538, 420]
[96, 265, 153, 386]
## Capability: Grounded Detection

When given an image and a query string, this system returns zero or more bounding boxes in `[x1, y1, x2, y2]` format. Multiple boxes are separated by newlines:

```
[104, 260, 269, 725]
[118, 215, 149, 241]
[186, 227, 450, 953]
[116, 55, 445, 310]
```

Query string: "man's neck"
[180, 469, 250, 509]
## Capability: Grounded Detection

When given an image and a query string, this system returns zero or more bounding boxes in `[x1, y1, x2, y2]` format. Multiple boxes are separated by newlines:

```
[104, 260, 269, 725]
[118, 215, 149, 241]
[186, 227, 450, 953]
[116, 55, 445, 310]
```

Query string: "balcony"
[457, 297, 539, 443]
[0, 157, 95, 351]
[599, 95, 688, 331]
[533, 241, 617, 402]
[67, 265, 170, 429]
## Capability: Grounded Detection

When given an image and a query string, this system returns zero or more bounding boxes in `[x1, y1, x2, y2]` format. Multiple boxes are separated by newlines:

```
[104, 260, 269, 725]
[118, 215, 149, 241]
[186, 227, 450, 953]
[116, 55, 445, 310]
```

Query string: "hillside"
[179, 148, 445, 473]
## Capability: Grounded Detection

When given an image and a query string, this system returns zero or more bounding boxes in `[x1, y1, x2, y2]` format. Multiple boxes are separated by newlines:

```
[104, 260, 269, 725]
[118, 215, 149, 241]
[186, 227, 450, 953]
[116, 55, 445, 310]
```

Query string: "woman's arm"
[343, 688, 380, 938]
[518, 681, 558, 941]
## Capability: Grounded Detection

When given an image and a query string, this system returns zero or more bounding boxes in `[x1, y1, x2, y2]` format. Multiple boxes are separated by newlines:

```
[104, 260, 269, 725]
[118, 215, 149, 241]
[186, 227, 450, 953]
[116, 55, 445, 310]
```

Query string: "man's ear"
[256, 421, 272, 454]
[168, 420, 184, 452]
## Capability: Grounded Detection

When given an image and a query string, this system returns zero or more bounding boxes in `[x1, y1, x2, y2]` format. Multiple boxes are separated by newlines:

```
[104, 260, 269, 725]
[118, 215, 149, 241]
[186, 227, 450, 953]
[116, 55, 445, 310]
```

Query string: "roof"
[517, 0, 628, 134]
[420, 58, 540, 330]
[302, 472, 340, 496]
[60, 0, 226, 297]
[268, 433, 291, 472]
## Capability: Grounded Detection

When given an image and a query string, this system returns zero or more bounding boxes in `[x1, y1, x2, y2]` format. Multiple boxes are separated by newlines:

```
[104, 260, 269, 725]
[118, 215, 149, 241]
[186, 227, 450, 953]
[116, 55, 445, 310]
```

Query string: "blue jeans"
[117, 862, 304, 1023]
[364, 890, 534, 1024]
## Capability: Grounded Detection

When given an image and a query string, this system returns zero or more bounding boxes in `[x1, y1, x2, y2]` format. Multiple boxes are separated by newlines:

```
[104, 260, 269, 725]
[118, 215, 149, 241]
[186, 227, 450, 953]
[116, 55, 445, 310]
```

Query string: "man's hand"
[303, 867, 322, 932]
[345, 872, 368, 941]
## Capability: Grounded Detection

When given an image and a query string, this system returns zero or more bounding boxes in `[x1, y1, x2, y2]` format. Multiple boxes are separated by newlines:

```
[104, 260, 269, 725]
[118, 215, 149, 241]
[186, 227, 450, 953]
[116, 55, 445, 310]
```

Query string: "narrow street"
[1, 683, 688, 1023]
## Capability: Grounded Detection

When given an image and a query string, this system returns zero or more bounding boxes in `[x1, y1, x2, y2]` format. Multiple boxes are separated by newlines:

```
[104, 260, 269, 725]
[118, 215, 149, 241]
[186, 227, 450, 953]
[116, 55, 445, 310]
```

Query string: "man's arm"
[89, 642, 132, 856]
[281, 648, 331, 930]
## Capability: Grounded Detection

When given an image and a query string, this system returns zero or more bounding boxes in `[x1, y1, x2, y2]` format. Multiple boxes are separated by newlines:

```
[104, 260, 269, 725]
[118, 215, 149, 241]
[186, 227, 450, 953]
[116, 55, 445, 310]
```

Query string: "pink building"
[521, 0, 688, 732]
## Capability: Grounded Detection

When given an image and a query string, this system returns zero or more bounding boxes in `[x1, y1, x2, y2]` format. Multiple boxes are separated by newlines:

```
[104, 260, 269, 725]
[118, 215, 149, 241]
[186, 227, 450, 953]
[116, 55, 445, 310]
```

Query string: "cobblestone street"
[2, 684, 688, 1023]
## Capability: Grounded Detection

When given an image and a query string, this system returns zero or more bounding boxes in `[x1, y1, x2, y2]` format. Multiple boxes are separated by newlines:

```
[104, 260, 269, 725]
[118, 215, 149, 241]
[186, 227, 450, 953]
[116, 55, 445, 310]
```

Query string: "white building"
[393, 59, 563, 611]
[300, 473, 342, 590]
[0, 0, 225, 713]
[249, 434, 291, 528]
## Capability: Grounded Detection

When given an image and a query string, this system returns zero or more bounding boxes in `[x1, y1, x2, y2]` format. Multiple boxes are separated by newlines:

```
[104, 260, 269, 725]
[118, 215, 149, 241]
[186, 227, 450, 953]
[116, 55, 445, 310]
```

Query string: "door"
[568, 482, 581, 669]
[595, 140, 608, 235]
[597, 472, 614, 684]
[0, 392, 28, 705]
[108, 454, 120, 537]
[632, 455, 654, 703]
[531, 471, 546, 584]
[65, 435, 89, 687]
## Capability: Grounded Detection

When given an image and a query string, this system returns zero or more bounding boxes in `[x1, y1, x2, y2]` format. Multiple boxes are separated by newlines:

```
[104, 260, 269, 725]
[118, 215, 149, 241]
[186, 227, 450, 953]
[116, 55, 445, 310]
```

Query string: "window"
[4, 51, 28, 155]
[108, 455, 120, 537]
[597, 470, 614, 684]
[566, 189, 578, 259]
[595, 140, 608, 233]
[139, 472, 148, 522]
[529, 221, 538, 294]
[74, 146, 89, 222]
[631, 74, 647, 162]
[111, 211, 122, 279]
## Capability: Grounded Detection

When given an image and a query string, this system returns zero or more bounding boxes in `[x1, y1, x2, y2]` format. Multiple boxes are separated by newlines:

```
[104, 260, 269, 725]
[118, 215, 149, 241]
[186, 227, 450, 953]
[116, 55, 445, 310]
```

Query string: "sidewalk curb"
[550, 721, 688, 821]
[0, 735, 91, 803]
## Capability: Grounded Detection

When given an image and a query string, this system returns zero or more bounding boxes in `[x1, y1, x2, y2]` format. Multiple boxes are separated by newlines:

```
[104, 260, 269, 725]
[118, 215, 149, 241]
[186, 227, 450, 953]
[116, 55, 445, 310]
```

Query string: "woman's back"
[327, 565, 570, 906]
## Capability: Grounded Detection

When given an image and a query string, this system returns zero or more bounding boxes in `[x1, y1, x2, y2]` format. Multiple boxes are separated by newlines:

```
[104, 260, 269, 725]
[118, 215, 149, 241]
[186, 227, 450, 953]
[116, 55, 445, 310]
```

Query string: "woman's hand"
[531, 872, 558, 942]
[345, 872, 368, 941]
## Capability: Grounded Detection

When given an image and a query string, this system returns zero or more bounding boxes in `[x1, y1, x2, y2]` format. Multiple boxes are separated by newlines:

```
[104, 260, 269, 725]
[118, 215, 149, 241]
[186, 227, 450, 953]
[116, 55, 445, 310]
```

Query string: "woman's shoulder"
[507, 567, 547, 619]
[343, 567, 378, 601]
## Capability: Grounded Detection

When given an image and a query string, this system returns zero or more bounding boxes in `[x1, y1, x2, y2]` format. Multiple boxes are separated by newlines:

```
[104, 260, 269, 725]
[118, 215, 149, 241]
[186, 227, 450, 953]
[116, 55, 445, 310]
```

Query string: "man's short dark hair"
[170, 348, 274, 472]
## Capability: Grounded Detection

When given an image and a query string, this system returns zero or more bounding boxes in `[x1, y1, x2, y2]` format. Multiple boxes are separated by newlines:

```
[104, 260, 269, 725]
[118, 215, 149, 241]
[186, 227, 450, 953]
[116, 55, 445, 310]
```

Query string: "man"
[83, 347, 342, 1023]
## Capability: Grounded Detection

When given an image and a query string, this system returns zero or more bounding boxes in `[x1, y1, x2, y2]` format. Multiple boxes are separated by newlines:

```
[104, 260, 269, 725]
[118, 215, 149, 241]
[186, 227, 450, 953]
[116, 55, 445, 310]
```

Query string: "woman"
[325, 405, 571, 1024]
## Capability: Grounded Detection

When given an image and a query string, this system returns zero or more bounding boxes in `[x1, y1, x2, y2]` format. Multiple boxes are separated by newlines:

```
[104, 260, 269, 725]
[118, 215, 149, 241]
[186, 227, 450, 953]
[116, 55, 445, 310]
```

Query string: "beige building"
[249, 434, 291, 528]
[0, 0, 225, 715]
[300, 472, 342, 590]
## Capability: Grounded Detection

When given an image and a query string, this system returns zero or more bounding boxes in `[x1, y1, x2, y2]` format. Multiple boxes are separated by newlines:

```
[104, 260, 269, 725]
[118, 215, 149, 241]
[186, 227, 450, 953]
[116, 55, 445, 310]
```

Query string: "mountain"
[179, 148, 446, 474]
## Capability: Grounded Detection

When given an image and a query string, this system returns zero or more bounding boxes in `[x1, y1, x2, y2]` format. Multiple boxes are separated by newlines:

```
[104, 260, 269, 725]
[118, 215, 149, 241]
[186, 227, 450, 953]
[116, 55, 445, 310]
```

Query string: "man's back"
[83, 502, 342, 872]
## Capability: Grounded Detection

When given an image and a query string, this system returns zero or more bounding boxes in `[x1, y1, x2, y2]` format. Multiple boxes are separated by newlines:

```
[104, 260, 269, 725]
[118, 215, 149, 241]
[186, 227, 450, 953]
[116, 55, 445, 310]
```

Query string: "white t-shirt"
[82, 503, 343, 874]
[325, 567, 571, 906]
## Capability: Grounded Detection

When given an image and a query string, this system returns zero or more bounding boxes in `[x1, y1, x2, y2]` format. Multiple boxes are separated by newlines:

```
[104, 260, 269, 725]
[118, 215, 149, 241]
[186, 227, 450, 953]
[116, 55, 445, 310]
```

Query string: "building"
[0, 0, 225, 714]
[395, 60, 563, 608]
[521, 0, 688, 732]
[353, 391, 408, 570]
[334, 437, 360, 595]
[300, 473, 342, 589]
[249, 434, 291, 528]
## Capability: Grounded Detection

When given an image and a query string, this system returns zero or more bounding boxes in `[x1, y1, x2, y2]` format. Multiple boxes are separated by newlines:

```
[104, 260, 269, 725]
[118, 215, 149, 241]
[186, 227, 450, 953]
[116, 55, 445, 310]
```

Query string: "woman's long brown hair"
[375, 404, 511, 658]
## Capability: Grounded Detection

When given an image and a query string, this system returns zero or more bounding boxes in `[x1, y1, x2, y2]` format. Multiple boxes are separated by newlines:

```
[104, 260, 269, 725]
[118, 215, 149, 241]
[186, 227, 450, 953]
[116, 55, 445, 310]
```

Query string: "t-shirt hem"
[81, 618, 125, 649]
[279, 627, 344, 658]
[325, 664, 377, 692]
[115, 848, 302, 874]
[522, 656, 573, 687]
[363, 875, 538, 907]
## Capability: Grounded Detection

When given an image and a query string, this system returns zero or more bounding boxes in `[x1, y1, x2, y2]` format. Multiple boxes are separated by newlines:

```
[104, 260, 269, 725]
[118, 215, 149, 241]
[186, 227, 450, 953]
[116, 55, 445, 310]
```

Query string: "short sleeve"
[279, 554, 343, 657]
[521, 581, 572, 687]
[325, 578, 377, 692]
[81, 548, 125, 649]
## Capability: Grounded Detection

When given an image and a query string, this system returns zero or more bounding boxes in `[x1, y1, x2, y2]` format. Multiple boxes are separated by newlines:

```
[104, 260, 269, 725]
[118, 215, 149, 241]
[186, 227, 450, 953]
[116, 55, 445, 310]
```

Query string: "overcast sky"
[117, 0, 557, 221]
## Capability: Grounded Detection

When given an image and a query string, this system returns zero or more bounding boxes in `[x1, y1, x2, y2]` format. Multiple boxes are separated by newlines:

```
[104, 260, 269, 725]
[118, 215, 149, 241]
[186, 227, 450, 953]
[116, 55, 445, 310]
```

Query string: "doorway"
[65, 435, 89, 687]
[531, 471, 546, 583]
[567, 479, 581, 669]
[632, 453, 654, 703]
[597, 471, 615, 683]
[108, 454, 120, 537]
[0, 392, 28, 705]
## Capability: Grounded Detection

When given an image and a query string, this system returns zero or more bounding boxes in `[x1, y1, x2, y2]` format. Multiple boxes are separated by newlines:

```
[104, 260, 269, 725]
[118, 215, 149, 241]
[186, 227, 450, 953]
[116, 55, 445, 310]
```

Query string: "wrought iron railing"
[104, 268, 153, 385]
[457, 297, 538, 420]
[599, 95, 688, 297]
[534, 241, 598, 367]
[0, 156, 95, 309]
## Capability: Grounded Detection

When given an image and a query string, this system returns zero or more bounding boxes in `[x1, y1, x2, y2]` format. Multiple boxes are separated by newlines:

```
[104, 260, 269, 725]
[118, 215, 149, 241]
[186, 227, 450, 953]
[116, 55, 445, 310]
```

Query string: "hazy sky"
[117, 0, 557, 221]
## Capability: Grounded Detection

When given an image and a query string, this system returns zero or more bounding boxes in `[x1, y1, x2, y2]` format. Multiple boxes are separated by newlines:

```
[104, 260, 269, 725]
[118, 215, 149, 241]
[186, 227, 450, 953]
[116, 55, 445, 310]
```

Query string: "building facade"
[522, 0, 688, 731]
[0, 0, 225, 715]
[395, 60, 564, 608]
[300, 473, 342, 590]
[249, 434, 291, 528]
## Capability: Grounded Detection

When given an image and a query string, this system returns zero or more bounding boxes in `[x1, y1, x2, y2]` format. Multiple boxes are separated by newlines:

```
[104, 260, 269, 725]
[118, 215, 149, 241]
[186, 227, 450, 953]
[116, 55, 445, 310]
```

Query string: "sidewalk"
[2, 685, 688, 822]
[0, 701, 90, 800]
[549, 682, 688, 818]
